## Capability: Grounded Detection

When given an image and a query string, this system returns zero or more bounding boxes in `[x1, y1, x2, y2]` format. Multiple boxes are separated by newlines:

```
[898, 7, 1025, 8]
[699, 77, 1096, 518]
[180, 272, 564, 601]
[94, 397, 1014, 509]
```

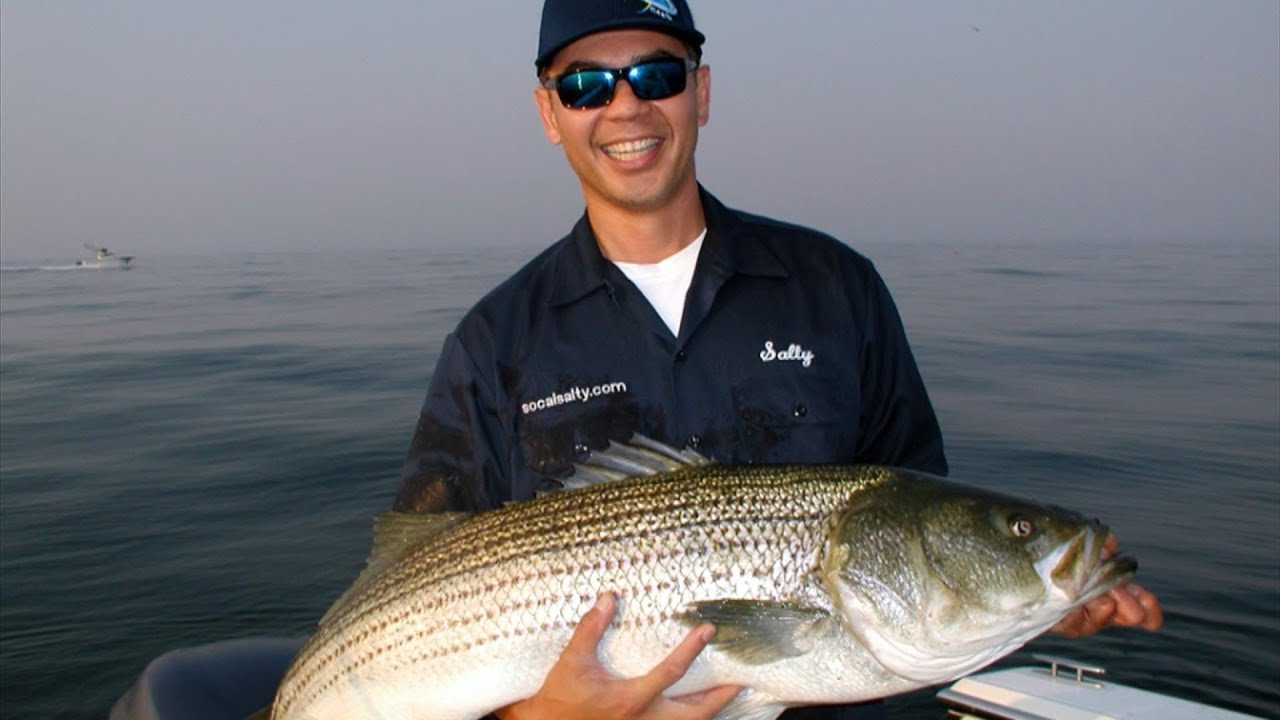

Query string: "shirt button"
[793, 403, 808, 418]
[675, 350, 688, 362]
[687, 434, 702, 448]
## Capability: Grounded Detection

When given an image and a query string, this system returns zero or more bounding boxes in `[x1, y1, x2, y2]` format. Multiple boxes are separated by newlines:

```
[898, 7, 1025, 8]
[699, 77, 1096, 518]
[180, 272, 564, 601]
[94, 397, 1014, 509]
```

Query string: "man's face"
[535, 29, 710, 214]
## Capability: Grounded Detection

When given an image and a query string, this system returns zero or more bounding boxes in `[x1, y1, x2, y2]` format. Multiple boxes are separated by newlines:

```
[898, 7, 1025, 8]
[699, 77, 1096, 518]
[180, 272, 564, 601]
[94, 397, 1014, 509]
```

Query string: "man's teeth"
[603, 139, 659, 160]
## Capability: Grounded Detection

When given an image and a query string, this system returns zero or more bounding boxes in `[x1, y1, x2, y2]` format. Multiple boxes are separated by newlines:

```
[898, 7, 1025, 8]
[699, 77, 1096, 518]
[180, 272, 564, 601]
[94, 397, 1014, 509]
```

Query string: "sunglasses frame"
[542, 57, 699, 110]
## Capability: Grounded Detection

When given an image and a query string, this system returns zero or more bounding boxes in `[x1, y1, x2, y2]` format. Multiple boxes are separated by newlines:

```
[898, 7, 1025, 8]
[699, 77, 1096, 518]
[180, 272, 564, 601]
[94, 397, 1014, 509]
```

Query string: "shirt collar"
[548, 186, 788, 308]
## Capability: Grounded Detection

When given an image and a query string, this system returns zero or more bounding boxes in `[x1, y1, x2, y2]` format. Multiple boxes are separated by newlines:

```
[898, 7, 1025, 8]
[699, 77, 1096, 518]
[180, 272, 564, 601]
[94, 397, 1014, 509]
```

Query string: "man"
[395, 1, 1162, 718]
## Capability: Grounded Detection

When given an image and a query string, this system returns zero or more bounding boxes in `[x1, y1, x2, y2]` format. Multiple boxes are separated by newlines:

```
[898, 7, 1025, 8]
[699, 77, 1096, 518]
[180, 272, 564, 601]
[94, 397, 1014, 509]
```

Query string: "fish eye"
[1009, 515, 1035, 538]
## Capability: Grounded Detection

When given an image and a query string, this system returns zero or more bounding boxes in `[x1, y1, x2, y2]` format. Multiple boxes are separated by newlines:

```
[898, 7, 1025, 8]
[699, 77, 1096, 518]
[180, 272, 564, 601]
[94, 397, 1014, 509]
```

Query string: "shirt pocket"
[729, 366, 859, 464]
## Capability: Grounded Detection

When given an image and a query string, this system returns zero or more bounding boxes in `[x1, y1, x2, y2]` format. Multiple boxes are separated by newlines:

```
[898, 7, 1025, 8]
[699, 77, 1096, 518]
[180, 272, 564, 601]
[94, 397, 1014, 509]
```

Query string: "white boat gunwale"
[935, 653, 1264, 720]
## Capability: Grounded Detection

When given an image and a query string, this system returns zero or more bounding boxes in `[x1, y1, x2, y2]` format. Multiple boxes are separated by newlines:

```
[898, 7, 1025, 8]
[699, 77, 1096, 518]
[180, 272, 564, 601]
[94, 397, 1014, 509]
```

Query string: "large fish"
[266, 437, 1135, 720]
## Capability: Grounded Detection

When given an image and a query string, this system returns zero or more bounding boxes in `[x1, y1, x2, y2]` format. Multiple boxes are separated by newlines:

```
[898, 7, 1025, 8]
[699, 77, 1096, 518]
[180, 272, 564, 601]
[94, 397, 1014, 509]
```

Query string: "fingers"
[1108, 585, 1146, 626]
[1053, 580, 1165, 638]
[1083, 592, 1117, 633]
[563, 593, 616, 663]
[1112, 583, 1163, 630]
[1082, 536, 1163, 634]
[1052, 595, 1114, 638]
[636, 623, 717, 698]
[511, 593, 733, 720]
[1049, 613, 1081, 638]
[1133, 584, 1164, 630]
[1103, 533, 1119, 556]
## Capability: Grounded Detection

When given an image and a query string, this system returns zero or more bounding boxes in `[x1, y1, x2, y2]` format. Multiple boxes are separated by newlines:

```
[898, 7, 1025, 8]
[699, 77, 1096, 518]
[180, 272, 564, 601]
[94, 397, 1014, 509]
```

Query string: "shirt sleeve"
[393, 331, 508, 513]
[854, 264, 949, 476]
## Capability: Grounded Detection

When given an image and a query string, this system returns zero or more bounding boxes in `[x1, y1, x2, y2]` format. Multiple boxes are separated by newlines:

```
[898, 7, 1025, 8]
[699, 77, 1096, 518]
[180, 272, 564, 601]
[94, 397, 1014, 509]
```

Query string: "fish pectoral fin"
[244, 706, 270, 720]
[679, 599, 831, 666]
[318, 511, 471, 625]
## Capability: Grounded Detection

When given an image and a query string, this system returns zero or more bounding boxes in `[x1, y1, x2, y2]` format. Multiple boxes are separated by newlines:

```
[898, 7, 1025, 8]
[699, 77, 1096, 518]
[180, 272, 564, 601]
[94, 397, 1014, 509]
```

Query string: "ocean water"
[1, 238, 1277, 719]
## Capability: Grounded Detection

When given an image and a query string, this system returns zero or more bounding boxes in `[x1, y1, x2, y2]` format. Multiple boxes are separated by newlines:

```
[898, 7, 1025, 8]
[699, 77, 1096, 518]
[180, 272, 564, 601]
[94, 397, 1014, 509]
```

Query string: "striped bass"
[266, 437, 1136, 719]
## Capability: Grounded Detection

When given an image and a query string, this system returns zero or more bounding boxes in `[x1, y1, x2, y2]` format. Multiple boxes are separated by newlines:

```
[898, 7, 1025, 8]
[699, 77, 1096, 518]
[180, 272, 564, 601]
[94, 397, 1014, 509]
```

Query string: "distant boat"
[76, 243, 134, 269]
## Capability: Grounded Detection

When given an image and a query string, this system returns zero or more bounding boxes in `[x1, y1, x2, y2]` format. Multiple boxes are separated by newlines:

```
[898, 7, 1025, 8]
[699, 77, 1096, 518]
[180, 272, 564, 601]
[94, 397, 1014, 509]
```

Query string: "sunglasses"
[542, 57, 699, 110]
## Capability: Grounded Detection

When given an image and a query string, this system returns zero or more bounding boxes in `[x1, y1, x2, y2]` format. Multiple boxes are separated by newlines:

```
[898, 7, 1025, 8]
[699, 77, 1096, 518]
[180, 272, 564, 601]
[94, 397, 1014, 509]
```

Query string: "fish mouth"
[1076, 552, 1137, 604]
[1050, 521, 1138, 605]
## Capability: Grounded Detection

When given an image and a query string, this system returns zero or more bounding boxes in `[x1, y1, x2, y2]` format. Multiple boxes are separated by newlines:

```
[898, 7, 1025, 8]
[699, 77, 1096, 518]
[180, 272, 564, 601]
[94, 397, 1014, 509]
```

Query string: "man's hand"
[496, 592, 742, 720]
[1052, 535, 1164, 638]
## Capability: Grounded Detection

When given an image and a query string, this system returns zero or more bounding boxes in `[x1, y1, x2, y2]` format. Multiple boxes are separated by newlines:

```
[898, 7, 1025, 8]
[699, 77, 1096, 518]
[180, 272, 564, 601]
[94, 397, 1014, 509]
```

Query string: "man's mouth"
[602, 138, 661, 161]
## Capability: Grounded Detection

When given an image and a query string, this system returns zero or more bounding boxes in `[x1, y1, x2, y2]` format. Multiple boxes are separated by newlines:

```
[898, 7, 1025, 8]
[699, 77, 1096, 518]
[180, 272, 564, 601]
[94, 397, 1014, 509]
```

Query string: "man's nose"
[602, 77, 647, 115]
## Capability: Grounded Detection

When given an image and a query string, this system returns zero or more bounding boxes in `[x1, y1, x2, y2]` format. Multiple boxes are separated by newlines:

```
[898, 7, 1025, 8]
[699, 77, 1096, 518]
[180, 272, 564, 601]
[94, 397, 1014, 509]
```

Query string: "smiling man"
[394, 2, 1161, 719]
[533, 31, 707, 257]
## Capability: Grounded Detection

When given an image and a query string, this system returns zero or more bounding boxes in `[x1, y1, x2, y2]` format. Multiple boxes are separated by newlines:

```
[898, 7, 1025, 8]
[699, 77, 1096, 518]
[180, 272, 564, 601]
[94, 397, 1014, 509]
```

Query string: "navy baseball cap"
[536, 0, 705, 74]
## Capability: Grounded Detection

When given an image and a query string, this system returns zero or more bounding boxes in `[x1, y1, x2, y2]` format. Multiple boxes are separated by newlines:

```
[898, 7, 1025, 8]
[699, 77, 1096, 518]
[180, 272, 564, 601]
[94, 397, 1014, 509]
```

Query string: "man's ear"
[695, 64, 711, 128]
[534, 87, 563, 145]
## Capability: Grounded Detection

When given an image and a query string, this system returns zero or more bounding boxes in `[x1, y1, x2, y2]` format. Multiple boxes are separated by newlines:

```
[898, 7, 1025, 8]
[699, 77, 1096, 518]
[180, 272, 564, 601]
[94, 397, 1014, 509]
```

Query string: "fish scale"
[266, 447, 1134, 720]
[272, 466, 880, 719]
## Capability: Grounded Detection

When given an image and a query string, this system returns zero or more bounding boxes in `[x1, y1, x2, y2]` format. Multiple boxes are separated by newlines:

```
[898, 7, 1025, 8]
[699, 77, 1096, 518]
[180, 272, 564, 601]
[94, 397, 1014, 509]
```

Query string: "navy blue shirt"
[394, 187, 947, 719]
[397, 187, 945, 512]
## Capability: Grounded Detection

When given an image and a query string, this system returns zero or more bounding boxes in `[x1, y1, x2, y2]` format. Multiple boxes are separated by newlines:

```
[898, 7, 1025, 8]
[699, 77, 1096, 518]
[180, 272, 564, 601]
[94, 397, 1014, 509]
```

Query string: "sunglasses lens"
[557, 70, 617, 109]
[628, 60, 688, 101]
[554, 59, 691, 109]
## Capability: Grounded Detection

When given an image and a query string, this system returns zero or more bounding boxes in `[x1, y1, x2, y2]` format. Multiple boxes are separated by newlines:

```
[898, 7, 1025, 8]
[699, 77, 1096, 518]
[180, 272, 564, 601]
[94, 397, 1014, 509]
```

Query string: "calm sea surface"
[1, 238, 1277, 719]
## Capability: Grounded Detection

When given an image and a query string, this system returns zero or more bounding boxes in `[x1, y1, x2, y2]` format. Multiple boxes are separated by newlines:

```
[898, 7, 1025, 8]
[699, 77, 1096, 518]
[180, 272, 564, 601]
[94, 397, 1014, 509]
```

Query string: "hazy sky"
[2, 1, 1277, 262]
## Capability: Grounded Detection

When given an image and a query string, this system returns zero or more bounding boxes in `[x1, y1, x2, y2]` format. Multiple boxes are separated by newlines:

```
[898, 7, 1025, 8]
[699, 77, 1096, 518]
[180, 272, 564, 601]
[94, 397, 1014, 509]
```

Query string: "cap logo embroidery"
[639, 0, 678, 21]
[760, 341, 815, 368]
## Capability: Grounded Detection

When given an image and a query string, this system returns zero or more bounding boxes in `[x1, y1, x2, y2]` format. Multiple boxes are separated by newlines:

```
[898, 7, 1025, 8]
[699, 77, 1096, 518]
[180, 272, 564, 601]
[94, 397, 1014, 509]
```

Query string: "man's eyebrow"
[556, 49, 684, 74]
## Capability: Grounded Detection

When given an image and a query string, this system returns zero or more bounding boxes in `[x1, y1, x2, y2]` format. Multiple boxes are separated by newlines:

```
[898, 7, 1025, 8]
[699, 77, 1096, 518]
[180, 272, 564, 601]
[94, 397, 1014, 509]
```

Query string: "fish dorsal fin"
[319, 511, 470, 625]
[678, 599, 832, 666]
[559, 465, 631, 490]
[564, 434, 712, 490]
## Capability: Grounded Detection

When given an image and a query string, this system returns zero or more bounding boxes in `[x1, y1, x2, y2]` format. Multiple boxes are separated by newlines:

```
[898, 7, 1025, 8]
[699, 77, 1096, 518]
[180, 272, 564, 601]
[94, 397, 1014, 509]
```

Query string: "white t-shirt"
[612, 230, 707, 336]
